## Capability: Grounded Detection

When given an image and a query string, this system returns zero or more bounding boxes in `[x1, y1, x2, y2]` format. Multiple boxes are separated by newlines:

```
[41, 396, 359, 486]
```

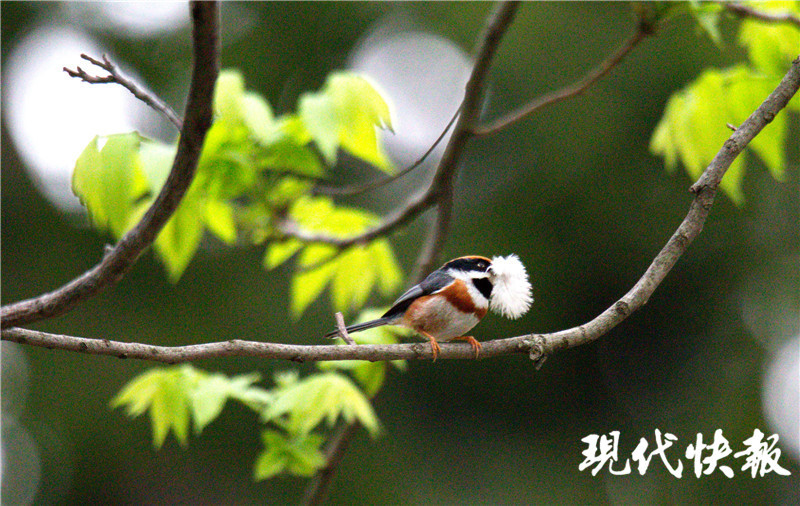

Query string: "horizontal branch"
[1, 2, 220, 330]
[4, 56, 798, 364]
[64, 53, 183, 131]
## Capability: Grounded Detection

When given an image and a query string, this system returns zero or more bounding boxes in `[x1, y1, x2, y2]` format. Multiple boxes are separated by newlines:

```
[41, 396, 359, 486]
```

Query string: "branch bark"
[64, 53, 184, 130]
[4, 56, 798, 362]
[472, 26, 649, 136]
[313, 105, 462, 198]
[1, 1, 220, 329]
[723, 2, 800, 28]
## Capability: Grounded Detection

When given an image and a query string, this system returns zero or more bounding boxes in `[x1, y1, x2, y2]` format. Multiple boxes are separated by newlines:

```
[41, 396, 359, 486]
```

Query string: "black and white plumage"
[324, 255, 533, 359]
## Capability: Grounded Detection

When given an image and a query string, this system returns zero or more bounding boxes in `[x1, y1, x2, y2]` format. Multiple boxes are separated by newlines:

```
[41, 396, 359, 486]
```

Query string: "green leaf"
[257, 134, 325, 177]
[190, 372, 262, 434]
[650, 65, 788, 204]
[326, 72, 393, 172]
[204, 198, 237, 244]
[111, 366, 196, 448]
[261, 372, 380, 438]
[153, 188, 206, 282]
[242, 91, 277, 144]
[214, 70, 246, 121]
[687, 1, 724, 46]
[331, 246, 374, 314]
[738, 1, 800, 76]
[299, 92, 340, 165]
[285, 433, 327, 476]
[298, 72, 393, 171]
[280, 197, 403, 317]
[254, 430, 325, 480]
[111, 368, 168, 417]
[254, 430, 290, 480]
[113, 366, 269, 448]
[264, 239, 303, 270]
[72, 133, 150, 238]
[138, 139, 176, 191]
[150, 371, 191, 448]
[291, 255, 337, 318]
[196, 120, 257, 200]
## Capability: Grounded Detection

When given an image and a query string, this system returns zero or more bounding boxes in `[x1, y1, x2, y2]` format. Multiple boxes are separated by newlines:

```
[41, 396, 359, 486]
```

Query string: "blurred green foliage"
[650, 0, 800, 204]
[112, 308, 407, 481]
[72, 69, 401, 309]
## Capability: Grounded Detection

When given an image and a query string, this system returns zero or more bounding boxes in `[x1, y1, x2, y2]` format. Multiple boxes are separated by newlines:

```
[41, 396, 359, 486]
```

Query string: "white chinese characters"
[579, 429, 791, 478]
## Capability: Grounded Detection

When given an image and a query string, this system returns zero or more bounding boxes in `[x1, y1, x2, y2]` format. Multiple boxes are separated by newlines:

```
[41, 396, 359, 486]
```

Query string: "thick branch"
[5, 56, 798, 361]
[1, 1, 220, 329]
[64, 53, 183, 130]
[473, 26, 648, 136]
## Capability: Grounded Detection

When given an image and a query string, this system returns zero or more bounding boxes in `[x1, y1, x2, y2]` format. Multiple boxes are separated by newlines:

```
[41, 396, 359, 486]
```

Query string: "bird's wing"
[381, 270, 453, 319]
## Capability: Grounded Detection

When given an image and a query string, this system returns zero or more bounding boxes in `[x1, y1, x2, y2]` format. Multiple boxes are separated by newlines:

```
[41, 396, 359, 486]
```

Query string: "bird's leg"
[452, 335, 482, 359]
[419, 331, 441, 361]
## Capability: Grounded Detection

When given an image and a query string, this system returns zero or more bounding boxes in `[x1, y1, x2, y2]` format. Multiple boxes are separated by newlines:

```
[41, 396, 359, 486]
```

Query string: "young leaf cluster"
[111, 312, 409, 481]
[265, 197, 402, 317]
[650, 1, 800, 204]
[72, 69, 400, 317]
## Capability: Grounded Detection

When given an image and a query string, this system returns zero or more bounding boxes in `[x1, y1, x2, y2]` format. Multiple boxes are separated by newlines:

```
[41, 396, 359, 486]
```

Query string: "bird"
[324, 254, 533, 360]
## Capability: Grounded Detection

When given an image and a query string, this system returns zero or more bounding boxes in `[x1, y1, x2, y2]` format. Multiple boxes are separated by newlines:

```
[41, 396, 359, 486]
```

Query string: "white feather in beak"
[489, 254, 533, 319]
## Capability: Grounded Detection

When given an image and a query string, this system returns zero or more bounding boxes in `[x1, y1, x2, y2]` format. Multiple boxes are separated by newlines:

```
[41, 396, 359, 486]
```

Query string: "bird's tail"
[323, 317, 396, 339]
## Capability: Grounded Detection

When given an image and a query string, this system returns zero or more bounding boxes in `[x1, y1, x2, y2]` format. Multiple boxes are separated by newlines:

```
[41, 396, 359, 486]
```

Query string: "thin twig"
[723, 2, 800, 28]
[314, 104, 462, 197]
[276, 189, 431, 247]
[0, 1, 220, 329]
[5, 56, 798, 362]
[64, 53, 184, 130]
[472, 27, 649, 137]
[333, 312, 356, 345]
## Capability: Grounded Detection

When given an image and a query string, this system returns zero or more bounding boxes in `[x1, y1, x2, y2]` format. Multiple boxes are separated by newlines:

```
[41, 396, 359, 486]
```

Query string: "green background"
[2, 2, 798, 504]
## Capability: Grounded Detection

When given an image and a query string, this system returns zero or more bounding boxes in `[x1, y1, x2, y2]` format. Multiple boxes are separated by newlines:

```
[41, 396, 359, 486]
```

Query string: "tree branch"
[472, 26, 649, 136]
[64, 53, 184, 131]
[723, 2, 800, 28]
[278, 1, 521, 250]
[5, 56, 798, 361]
[297, 5, 521, 504]
[411, 191, 454, 284]
[0, 1, 220, 329]
[299, 421, 361, 506]
[313, 104, 462, 198]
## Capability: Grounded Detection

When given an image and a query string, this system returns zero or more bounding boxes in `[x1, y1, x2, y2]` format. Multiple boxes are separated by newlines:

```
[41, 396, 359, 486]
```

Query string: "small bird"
[324, 254, 533, 360]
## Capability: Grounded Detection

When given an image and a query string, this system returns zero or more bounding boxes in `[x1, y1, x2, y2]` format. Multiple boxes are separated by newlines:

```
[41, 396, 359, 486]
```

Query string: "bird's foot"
[453, 335, 482, 359]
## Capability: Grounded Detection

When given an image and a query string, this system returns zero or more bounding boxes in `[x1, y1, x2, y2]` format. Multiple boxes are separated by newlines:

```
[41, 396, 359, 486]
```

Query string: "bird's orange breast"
[401, 279, 486, 339]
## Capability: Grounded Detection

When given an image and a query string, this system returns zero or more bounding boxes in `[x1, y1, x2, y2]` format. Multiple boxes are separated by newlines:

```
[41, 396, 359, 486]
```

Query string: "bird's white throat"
[489, 254, 533, 319]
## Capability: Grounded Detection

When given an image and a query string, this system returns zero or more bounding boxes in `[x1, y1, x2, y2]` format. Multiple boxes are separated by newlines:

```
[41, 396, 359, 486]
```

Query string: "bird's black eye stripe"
[472, 277, 493, 299]
[444, 257, 490, 272]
